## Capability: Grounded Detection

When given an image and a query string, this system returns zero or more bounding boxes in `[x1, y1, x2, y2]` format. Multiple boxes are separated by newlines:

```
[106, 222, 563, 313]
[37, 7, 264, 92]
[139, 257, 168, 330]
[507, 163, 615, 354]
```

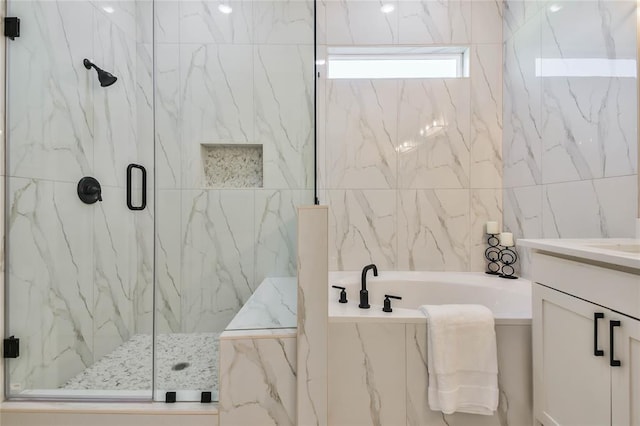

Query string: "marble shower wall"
[502, 0, 638, 276]
[318, 0, 504, 272]
[149, 0, 315, 334]
[6, 1, 151, 389]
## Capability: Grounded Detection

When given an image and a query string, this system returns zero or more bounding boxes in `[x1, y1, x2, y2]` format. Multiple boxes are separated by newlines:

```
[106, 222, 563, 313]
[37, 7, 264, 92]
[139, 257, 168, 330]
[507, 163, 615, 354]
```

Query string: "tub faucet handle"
[332, 285, 348, 303]
[382, 294, 402, 313]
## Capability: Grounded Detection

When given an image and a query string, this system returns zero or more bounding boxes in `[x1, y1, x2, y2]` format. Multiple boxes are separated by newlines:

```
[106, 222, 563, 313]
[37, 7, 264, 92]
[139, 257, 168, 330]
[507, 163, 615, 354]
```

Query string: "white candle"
[486, 221, 499, 234]
[500, 232, 514, 247]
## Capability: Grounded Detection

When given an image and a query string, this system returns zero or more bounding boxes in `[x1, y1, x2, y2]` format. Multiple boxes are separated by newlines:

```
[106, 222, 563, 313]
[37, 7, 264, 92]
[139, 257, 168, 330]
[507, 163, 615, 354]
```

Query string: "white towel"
[419, 304, 499, 416]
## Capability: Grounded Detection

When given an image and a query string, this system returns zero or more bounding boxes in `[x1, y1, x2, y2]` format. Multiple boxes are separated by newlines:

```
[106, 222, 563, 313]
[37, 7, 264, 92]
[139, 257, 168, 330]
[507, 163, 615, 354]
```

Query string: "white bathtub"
[329, 271, 531, 325]
[327, 271, 533, 425]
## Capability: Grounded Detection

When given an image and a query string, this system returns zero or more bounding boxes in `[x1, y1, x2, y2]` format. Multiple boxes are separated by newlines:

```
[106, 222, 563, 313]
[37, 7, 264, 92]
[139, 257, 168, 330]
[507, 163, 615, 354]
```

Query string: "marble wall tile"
[180, 0, 252, 44]
[181, 190, 255, 333]
[398, 79, 470, 189]
[503, 9, 542, 188]
[155, 0, 179, 44]
[219, 335, 297, 426]
[136, 43, 154, 177]
[91, 0, 137, 40]
[135, 0, 153, 44]
[133, 205, 154, 335]
[254, 190, 301, 286]
[254, 44, 314, 190]
[253, 0, 314, 45]
[398, 0, 471, 45]
[471, 44, 503, 189]
[134, 39, 155, 335]
[472, 0, 503, 44]
[320, 1, 508, 271]
[540, 1, 637, 186]
[326, 80, 398, 189]
[326, 0, 398, 45]
[155, 44, 182, 189]
[7, 178, 94, 389]
[471, 189, 503, 272]
[93, 186, 137, 360]
[503, 0, 637, 249]
[503, 185, 543, 240]
[93, 10, 138, 187]
[328, 323, 406, 425]
[8, 1, 94, 182]
[397, 189, 470, 271]
[180, 43, 254, 187]
[541, 0, 637, 59]
[328, 189, 397, 270]
[542, 76, 636, 183]
[542, 176, 638, 239]
[155, 190, 182, 334]
[315, 0, 328, 45]
[503, 185, 542, 278]
[297, 206, 328, 426]
[503, 0, 541, 41]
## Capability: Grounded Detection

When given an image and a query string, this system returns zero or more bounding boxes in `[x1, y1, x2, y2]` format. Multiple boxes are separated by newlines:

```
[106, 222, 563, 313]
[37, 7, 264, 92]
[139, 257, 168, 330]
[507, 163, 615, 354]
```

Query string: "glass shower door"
[151, 0, 315, 402]
[4, 0, 154, 399]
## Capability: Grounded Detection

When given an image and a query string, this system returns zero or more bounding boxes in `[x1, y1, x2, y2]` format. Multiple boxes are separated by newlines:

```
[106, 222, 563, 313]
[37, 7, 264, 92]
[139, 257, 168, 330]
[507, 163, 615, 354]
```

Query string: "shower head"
[83, 58, 118, 87]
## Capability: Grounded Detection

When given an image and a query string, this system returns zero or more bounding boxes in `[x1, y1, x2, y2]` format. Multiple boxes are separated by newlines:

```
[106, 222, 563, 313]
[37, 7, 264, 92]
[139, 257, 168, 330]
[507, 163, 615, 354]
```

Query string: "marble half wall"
[219, 329, 297, 426]
[297, 206, 328, 426]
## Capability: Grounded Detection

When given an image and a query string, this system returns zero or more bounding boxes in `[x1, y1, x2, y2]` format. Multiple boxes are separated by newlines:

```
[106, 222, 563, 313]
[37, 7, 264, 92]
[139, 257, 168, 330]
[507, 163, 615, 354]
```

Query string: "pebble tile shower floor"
[63, 333, 220, 397]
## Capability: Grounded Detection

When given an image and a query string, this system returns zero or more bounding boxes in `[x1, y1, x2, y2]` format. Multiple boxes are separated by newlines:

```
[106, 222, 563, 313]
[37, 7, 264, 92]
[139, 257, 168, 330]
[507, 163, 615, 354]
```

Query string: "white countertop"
[518, 238, 640, 271]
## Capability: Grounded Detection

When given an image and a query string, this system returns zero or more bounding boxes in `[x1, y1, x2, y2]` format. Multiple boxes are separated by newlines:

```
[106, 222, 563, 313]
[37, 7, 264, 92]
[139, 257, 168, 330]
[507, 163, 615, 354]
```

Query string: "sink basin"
[588, 243, 640, 254]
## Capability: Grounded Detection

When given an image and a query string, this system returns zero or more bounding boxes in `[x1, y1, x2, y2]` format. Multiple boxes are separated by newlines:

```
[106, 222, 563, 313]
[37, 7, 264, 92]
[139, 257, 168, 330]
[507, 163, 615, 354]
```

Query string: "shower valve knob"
[77, 176, 103, 204]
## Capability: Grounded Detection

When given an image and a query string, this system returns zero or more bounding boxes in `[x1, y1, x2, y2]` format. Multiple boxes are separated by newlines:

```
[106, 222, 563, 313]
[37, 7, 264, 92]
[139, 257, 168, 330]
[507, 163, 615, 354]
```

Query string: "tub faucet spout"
[359, 264, 377, 309]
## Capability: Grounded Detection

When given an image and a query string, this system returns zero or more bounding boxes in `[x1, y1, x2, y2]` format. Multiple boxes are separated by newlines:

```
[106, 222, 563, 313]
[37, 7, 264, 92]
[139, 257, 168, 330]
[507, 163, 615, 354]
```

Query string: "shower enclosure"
[3, 0, 315, 402]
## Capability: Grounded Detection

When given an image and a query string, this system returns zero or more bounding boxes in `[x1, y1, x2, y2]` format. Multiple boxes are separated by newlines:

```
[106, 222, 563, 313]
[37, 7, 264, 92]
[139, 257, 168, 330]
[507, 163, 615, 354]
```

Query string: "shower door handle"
[127, 164, 147, 211]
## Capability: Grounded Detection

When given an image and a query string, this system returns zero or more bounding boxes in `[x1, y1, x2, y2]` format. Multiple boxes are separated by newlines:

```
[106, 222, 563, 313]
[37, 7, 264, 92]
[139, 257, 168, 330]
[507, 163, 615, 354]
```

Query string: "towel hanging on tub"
[419, 304, 499, 415]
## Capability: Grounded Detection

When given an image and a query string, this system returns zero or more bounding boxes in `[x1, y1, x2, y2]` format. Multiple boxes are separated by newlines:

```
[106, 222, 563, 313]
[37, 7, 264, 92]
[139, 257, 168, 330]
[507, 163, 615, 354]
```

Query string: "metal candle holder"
[499, 246, 518, 279]
[484, 234, 501, 275]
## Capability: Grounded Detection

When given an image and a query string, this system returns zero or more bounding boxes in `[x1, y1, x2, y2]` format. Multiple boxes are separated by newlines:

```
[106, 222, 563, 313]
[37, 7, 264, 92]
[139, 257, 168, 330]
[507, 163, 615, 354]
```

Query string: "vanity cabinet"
[532, 252, 640, 426]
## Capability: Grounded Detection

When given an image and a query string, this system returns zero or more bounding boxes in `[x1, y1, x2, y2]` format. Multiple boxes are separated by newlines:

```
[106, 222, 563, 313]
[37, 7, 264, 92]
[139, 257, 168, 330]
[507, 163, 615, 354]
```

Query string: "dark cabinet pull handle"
[610, 320, 621, 367]
[126, 164, 146, 211]
[594, 312, 604, 356]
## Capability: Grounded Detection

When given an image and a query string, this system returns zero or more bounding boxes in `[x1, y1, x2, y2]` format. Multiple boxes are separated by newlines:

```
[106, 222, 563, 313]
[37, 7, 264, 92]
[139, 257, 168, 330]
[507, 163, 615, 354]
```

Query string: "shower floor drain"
[171, 362, 190, 371]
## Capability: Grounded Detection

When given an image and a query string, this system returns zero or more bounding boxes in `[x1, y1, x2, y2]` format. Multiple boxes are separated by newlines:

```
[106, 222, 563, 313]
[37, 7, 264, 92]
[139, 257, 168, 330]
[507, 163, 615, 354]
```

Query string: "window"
[325, 46, 469, 80]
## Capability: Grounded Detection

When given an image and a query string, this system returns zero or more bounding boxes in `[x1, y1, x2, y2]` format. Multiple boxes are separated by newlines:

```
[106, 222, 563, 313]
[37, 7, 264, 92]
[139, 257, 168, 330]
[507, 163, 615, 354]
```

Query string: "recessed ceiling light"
[103, 6, 115, 14]
[548, 4, 562, 13]
[218, 4, 233, 14]
[380, 3, 395, 14]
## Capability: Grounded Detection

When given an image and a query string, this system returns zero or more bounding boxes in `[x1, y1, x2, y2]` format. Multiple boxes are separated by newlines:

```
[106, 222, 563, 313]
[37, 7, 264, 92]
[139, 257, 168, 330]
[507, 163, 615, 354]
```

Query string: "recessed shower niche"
[201, 144, 263, 188]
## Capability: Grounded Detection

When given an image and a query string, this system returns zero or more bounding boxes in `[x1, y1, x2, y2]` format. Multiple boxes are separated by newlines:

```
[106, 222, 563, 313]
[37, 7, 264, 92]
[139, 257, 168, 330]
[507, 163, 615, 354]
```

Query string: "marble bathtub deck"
[63, 333, 220, 396]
